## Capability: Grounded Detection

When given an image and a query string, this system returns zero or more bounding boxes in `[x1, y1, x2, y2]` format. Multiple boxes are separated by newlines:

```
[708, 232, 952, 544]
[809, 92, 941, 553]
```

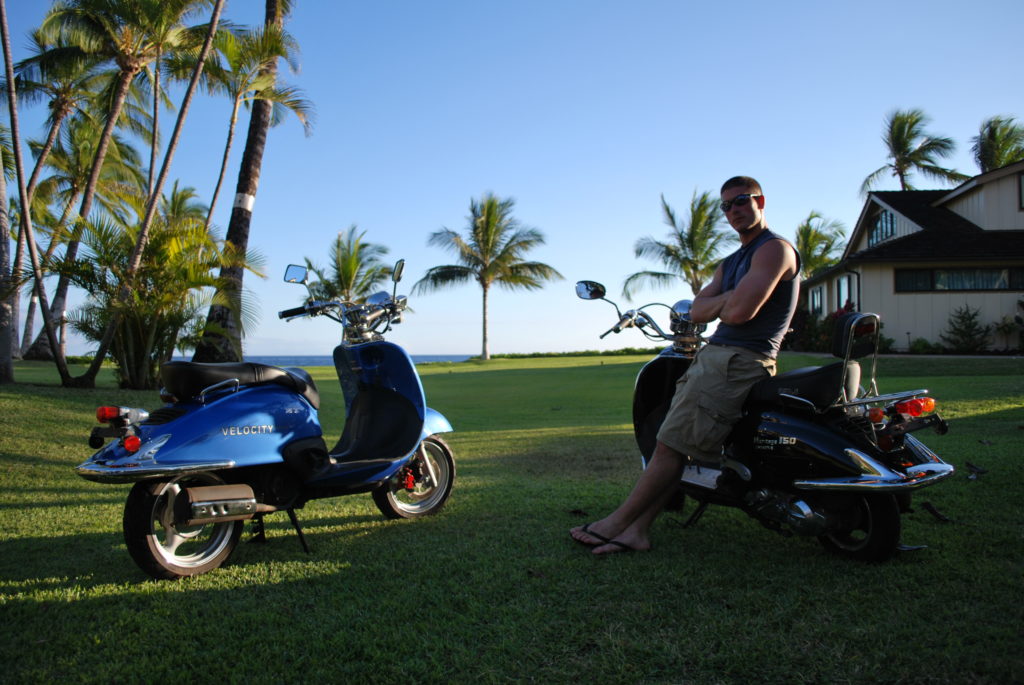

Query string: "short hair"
[721, 176, 762, 195]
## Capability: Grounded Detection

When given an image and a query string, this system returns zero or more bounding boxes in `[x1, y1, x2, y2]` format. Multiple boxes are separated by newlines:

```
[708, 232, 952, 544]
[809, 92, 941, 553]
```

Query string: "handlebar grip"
[278, 306, 307, 319]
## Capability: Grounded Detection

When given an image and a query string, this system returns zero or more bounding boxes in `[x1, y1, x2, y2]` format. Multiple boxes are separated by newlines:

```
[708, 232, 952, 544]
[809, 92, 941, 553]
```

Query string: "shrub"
[939, 305, 993, 353]
[909, 337, 942, 355]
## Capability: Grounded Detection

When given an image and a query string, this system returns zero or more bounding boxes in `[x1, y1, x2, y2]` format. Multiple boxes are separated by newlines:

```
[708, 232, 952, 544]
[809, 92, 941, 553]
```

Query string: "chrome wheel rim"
[390, 441, 450, 515]
[148, 473, 237, 569]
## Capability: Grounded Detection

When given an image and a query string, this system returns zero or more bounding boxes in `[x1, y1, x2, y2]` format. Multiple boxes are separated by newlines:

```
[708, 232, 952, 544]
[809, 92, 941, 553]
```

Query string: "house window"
[868, 210, 895, 247]
[895, 267, 1024, 292]
[836, 274, 852, 309]
[810, 287, 823, 315]
[1019, 173, 1024, 210]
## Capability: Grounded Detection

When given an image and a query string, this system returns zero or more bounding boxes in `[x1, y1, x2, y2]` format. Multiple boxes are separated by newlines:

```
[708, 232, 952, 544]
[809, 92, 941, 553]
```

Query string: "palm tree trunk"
[0, 132, 12, 382]
[205, 97, 241, 230]
[12, 112, 70, 359]
[21, 191, 78, 355]
[481, 283, 490, 361]
[192, 0, 283, 362]
[80, 0, 225, 386]
[149, 57, 160, 199]
[0, 0, 70, 384]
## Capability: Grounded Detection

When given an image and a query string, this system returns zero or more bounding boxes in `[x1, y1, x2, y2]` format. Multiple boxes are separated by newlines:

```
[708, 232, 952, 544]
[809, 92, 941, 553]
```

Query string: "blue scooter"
[75, 260, 455, 580]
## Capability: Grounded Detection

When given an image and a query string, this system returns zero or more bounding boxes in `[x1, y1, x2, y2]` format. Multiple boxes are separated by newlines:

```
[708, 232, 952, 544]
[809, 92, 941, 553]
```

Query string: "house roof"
[845, 190, 1024, 263]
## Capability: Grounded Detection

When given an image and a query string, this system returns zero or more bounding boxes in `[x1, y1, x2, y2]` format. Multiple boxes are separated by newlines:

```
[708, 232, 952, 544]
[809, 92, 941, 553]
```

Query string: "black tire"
[373, 436, 455, 519]
[818, 493, 901, 562]
[123, 473, 244, 580]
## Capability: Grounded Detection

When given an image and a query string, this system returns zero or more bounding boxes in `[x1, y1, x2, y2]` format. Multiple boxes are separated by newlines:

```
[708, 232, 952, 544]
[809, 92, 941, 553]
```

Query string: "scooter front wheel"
[373, 436, 455, 519]
[817, 493, 901, 562]
[123, 472, 244, 580]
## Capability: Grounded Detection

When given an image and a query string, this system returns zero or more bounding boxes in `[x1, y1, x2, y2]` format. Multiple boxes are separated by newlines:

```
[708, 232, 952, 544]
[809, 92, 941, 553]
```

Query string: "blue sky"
[6, 0, 1021, 357]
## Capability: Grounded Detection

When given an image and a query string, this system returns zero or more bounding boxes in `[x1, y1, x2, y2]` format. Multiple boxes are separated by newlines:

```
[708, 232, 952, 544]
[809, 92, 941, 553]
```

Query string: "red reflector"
[123, 435, 142, 453]
[867, 407, 885, 423]
[96, 406, 120, 422]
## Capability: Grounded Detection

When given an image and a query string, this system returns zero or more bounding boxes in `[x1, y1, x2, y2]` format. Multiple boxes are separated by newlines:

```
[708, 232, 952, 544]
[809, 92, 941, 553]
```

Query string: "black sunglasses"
[720, 193, 761, 212]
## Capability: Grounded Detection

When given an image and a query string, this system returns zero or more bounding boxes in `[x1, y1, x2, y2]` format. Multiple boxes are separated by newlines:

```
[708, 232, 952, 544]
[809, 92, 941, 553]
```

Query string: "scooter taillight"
[123, 435, 142, 453]
[893, 397, 936, 417]
[96, 406, 121, 422]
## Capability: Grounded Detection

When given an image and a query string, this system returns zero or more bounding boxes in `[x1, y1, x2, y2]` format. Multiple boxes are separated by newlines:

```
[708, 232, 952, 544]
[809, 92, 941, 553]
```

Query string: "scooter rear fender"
[728, 409, 953, 490]
[75, 384, 321, 483]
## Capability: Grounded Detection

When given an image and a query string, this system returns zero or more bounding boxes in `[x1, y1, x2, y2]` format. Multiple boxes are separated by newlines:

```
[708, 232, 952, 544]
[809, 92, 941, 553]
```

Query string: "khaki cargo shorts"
[656, 343, 776, 462]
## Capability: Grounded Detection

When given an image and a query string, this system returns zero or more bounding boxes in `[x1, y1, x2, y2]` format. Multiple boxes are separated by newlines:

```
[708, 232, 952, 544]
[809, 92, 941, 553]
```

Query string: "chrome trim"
[200, 378, 240, 404]
[792, 461, 954, 492]
[778, 392, 819, 411]
[74, 460, 236, 483]
[191, 497, 257, 519]
[840, 389, 930, 408]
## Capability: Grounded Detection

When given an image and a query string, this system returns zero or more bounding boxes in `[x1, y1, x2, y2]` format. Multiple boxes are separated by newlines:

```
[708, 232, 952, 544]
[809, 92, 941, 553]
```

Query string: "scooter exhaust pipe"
[174, 484, 259, 526]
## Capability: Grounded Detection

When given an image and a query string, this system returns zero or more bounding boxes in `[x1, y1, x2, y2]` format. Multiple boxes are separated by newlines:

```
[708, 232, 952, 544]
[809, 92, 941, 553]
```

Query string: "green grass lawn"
[1, 353, 1022, 683]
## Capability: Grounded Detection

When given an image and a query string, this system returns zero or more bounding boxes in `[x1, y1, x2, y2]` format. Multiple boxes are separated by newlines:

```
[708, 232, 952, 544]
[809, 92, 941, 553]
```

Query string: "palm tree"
[861, 108, 968, 194]
[21, 119, 143, 359]
[623, 191, 735, 299]
[193, 0, 303, 363]
[971, 116, 1024, 173]
[60, 181, 258, 389]
[38, 0, 208, 238]
[302, 225, 390, 303]
[39, 0, 223, 385]
[795, 210, 846, 279]
[0, 123, 10, 382]
[413, 193, 562, 360]
[8, 30, 105, 201]
[1, 0, 72, 383]
[171, 23, 312, 229]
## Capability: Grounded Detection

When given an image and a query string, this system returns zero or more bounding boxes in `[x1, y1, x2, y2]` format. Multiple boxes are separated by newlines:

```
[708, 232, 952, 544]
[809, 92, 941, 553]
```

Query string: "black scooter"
[576, 280, 953, 561]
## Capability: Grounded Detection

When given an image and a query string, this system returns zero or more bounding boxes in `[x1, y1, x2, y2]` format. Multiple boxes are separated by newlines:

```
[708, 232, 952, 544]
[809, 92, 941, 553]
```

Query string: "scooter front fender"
[422, 407, 453, 439]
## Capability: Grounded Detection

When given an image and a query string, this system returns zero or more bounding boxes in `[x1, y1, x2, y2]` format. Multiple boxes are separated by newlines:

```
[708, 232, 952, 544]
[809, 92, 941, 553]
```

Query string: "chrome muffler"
[174, 484, 258, 526]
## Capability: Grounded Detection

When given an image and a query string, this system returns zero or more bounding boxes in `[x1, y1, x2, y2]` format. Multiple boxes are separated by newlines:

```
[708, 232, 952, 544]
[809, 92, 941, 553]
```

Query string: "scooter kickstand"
[287, 508, 312, 554]
[249, 513, 267, 544]
[682, 500, 709, 528]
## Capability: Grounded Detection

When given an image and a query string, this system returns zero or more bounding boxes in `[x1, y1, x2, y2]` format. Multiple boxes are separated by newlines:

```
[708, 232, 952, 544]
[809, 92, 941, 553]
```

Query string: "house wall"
[853, 263, 1021, 351]
[947, 173, 1024, 230]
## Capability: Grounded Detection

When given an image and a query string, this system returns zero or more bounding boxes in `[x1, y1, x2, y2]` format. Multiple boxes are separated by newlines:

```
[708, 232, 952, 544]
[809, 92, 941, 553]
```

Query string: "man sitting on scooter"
[570, 175, 801, 555]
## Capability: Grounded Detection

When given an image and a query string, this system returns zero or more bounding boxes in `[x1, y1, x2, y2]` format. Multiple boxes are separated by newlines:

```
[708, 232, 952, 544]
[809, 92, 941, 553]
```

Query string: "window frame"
[894, 267, 1024, 293]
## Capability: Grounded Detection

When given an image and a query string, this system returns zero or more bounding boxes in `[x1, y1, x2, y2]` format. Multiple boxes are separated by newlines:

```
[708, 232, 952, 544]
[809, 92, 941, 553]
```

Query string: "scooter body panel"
[76, 384, 321, 483]
[633, 348, 693, 462]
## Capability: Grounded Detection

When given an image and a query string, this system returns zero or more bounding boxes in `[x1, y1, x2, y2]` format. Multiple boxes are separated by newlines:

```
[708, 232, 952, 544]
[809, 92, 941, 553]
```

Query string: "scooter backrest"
[831, 312, 879, 360]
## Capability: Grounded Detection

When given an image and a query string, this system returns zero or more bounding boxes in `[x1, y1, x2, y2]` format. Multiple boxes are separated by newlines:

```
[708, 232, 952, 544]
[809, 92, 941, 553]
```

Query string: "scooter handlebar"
[278, 305, 308, 319]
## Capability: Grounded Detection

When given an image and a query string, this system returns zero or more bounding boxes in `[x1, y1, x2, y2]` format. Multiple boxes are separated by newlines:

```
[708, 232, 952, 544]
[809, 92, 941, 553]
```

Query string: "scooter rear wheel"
[817, 493, 901, 562]
[373, 436, 455, 519]
[123, 472, 244, 580]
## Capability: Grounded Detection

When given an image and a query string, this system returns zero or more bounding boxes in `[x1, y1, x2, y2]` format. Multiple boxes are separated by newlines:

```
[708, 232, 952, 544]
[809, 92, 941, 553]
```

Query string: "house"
[803, 160, 1024, 351]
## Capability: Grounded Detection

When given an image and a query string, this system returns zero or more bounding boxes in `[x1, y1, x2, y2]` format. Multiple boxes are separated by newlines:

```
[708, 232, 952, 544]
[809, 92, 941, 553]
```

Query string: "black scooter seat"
[160, 361, 320, 409]
[746, 361, 859, 410]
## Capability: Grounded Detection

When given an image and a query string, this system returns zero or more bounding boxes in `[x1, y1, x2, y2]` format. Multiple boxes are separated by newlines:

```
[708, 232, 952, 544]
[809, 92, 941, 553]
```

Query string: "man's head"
[720, 176, 766, 236]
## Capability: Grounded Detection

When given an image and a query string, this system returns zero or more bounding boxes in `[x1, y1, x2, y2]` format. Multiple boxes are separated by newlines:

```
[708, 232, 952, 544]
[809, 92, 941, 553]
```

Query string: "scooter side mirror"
[284, 264, 308, 285]
[575, 280, 606, 300]
[392, 259, 405, 283]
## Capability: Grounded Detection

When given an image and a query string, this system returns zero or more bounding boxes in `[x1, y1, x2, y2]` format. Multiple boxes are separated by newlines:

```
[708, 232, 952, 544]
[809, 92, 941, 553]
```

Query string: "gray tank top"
[708, 229, 800, 358]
